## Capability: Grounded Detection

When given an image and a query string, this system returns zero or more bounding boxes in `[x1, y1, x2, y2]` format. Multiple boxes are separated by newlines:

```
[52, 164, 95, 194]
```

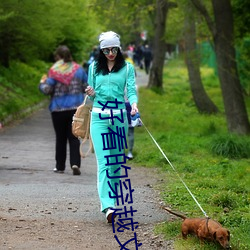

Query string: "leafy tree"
[148, 0, 177, 89]
[91, 0, 155, 47]
[232, 0, 250, 40]
[232, 0, 250, 95]
[190, 0, 250, 134]
[0, 0, 99, 67]
[183, 1, 218, 114]
[53, 1, 99, 62]
[164, 1, 184, 44]
[0, 0, 57, 66]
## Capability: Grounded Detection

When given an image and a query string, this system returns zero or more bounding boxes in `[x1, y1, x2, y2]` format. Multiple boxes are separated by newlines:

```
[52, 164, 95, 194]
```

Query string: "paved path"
[135, 69, 149, 88]
[0, 71, 173, 249]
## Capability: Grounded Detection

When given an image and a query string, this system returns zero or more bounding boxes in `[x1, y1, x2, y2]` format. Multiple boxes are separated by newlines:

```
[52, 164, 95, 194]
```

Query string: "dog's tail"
[162, 206, 187, 220]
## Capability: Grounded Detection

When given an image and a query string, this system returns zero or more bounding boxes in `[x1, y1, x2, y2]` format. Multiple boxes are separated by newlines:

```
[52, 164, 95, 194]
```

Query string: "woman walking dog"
[85, 31, 138, 223]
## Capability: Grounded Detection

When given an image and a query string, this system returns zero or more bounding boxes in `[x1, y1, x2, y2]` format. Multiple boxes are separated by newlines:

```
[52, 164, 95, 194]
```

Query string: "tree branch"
[190, 0, 216, 37]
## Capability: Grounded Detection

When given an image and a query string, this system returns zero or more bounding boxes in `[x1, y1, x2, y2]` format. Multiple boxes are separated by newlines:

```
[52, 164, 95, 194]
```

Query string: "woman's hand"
[40, 74, 47, 84]
[85, 86, 95, 97]
[131, 103, 138, 116]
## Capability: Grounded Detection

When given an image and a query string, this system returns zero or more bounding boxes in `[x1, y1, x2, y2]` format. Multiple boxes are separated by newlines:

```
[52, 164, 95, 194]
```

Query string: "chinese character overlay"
[98, 100, 141, 249]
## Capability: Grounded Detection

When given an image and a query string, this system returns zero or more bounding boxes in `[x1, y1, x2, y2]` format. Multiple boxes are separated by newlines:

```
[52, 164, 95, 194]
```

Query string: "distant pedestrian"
[134, 45, 144, 69]
[87, 46, 99, 70]
[143, 44, 152, 74]
[39, 45, 88, 175]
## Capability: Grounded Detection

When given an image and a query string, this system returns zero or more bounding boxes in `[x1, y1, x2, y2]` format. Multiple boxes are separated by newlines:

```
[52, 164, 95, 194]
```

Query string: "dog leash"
[139, 118, 209, 218]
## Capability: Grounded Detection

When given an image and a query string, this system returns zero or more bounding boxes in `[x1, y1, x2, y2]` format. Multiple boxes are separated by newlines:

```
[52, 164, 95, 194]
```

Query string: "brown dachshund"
[162, 207, 231, 249]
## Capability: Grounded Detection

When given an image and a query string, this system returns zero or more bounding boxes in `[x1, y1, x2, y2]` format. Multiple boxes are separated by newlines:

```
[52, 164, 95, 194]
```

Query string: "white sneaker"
[106, 208, 116, 223]
[72, 165, 81, 175]
[127, 152, 133, 159]
[53, 168, 64, 173]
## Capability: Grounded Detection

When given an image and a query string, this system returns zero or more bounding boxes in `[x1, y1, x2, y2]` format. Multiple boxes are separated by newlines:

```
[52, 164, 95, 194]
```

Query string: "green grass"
[132, 58, 250, 250]
[0, 60, 50, 123]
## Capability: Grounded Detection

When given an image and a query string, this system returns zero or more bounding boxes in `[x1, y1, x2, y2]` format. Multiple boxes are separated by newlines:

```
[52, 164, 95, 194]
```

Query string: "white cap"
[99, 31, 121, 49]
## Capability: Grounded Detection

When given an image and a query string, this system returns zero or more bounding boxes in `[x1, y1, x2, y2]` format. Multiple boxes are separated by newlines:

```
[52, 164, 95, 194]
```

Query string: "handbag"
[72, 95, 93, 158]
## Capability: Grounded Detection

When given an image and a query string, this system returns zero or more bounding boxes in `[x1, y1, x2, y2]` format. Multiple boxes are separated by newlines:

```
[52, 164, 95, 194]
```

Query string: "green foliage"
[210, 134, 250, 159]
[154, 221, 181, 240]
[210, 191, 238, 209]
[165, 3, 184, 44]
[133, 58, 250, 249]
[0, 60, 49, 122]
[92, 0, 156, 46]
[236, 37, 250, 95]
[164, 0, 213, 45]
[232, 0, 250, 39]
[0, 0, 100, 66]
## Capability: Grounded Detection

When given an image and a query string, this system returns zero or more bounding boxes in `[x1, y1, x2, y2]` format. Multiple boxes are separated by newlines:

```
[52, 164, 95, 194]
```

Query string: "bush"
[210, 191, 237, 209]
[210, 134, 250, 159]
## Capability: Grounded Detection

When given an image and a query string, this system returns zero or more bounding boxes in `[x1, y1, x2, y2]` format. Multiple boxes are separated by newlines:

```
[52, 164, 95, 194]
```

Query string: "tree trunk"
[184, 4, 218, 114]
[212, 0, 250, 134]
[147, 0, 169, 90]
[191, 0, 250, 134]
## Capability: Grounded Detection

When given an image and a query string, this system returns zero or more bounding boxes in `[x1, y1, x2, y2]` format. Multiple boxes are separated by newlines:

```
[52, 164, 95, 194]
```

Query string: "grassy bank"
[0, 60, 50, 125]
[133, 59, 250, 249]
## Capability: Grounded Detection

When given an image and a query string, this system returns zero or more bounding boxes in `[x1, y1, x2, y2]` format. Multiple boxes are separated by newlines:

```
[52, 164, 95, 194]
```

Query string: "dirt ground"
[0, 90, 174, 249]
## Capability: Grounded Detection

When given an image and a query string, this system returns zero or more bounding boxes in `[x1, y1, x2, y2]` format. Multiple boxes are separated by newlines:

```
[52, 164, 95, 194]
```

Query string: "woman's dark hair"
[54, 45, 73, 63]
[95, 48, 126, 75]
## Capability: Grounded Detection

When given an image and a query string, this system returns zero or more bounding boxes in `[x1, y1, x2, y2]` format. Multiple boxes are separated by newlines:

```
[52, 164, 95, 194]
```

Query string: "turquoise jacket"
[87, 62, 138, 109]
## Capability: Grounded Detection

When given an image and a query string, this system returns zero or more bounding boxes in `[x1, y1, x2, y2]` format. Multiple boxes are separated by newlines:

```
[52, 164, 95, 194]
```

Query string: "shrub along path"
[0, 69, 174, 249]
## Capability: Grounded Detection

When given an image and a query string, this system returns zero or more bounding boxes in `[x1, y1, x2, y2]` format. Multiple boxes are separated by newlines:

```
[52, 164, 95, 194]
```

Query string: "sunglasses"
[102, 47, 119, 55]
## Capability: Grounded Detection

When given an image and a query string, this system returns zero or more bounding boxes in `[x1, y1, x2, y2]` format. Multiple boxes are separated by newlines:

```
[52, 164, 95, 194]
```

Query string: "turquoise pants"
[90, 110, 128, 212]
